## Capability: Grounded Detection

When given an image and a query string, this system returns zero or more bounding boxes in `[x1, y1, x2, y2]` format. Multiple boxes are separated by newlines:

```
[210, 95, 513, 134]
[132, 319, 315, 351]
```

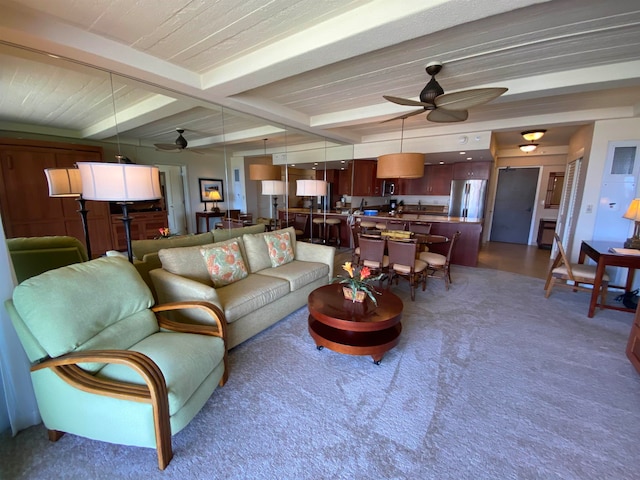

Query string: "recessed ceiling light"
[459, 151, 466, 155]
[466, 157, 472, 160]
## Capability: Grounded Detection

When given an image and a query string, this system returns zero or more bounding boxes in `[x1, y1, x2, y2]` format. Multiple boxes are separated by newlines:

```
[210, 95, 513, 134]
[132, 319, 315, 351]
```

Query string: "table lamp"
[208, 189, 222, 213]
[44, 167, 92, 259]
[623, 198, 640, 248]
[78, 162, 161, 263]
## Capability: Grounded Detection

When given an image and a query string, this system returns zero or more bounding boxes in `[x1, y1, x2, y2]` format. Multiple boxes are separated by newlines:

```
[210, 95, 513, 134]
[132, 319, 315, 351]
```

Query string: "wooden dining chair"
[544, 233, 609, 308]
[418, 231, 461, 290]
[357, 235, 389, 282]
[350, 223, 362, 263]
[387, 239, 427, 301]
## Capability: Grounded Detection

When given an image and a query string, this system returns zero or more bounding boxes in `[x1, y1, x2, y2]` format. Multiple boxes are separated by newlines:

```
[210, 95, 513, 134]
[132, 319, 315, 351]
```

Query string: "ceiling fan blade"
[383, 95, 431, 108]
[434, 87, 508, 111]
[427, 108, 469, 123]
[381, 108, 425, 123]
[154, 143, 181, 151]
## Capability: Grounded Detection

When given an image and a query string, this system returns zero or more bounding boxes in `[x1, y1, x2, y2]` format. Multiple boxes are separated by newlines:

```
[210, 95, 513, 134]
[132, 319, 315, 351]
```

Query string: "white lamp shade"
[296, 179, 327, 196]
[261, 180, 287, 195]
[623, 198, 640, 221]
[44, 168, 83, 197]
[77, 162, 161, 201]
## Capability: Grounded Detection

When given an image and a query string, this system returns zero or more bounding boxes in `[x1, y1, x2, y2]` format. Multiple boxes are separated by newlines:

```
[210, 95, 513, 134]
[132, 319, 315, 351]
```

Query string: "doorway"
[157, 165, 187, 235]
[490, 167, 539, 244]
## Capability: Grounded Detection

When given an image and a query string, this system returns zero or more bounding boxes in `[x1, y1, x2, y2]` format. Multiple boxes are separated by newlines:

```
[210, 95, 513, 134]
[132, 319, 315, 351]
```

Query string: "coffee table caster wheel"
[316, 345, 324, 351]
[374, 360, 381, 365]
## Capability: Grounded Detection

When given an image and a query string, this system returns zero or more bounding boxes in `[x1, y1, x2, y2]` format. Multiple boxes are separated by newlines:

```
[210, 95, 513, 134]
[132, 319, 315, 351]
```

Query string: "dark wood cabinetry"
[0, 139, 113, 256]
[397, 164, 453, 195]
[110, 208, 167, 251]
[453, 161, 490, 180]
[352, 160, 381, 196]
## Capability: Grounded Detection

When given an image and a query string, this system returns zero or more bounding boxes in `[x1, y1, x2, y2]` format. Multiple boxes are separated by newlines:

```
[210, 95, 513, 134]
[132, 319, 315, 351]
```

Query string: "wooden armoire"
[0, 138, 114, 257]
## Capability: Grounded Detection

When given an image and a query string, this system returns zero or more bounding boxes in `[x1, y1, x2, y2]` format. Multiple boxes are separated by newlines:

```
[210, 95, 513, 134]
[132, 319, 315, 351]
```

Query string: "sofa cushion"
[200, 240, 248, 287]
[158, 237, 248, 286]
[263, 231, 295, 267]
[215, 274, 290, 323]
[243, 227, 297, 273]
[257, 260, 329, 291]
[212, 223, 266, 243]
[132, 232, 213, 260]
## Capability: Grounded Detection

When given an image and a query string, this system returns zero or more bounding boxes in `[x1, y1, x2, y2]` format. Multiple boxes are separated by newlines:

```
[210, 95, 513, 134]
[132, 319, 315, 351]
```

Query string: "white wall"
[572, 118, 640, 261]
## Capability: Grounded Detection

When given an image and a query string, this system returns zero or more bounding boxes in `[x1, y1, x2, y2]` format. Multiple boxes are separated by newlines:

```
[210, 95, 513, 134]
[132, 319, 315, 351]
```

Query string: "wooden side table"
[307, 283, 403, 364]
[196, 211, 224, 233]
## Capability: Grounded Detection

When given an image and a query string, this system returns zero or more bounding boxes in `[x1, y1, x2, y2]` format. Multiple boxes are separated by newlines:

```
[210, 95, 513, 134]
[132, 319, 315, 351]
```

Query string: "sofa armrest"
[295, 242, 335, 279]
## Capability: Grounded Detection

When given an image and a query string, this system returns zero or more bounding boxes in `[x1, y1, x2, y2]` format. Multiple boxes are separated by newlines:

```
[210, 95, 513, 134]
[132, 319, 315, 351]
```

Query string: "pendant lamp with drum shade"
[377, 118, 425, 179]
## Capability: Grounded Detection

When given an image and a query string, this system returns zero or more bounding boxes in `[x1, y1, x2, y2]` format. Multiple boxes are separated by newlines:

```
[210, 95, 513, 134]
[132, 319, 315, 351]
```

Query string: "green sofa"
[7, 236, 88, 283]
[150, 226, 335, 349]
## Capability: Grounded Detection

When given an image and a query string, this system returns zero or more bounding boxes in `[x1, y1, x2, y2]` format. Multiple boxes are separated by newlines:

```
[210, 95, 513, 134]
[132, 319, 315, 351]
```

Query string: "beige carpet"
[1, 265, 639, 479]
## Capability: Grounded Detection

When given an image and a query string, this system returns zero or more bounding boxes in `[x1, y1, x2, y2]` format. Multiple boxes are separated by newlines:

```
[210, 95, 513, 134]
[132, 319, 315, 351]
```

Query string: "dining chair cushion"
[419, 251, 446, 267]
[363, 255, 389, 269]
[392, 258, 428, 275]
[552, 263, 609, 281]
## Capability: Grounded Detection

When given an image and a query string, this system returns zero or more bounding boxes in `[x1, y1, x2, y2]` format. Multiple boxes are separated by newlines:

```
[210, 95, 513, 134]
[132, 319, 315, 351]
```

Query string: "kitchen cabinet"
[453, 161, 491, 180]
[337, 165, 352, 196]
[352, 160, 381, 196]
[110, 207, 167, 251]
[397, 164, 453, 195]
[0, 138, 113, 256]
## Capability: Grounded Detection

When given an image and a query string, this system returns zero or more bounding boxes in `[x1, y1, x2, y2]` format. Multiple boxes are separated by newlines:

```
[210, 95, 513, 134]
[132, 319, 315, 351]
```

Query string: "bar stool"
[312, 217, 326, 243]
[325, 218, 342, 247]
[359, 220, 376, 234]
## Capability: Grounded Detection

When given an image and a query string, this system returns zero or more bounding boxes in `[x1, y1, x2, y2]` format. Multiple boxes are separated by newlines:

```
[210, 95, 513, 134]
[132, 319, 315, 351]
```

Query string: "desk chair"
[544, 233, 609, 308]
[419, 231, 461, 290]
[387, 239, 427, 301]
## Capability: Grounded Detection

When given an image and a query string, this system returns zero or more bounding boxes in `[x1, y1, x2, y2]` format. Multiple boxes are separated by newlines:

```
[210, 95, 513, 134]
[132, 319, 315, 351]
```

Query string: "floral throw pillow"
[200, 241, 248, 287]
[263, 231, 295, 267]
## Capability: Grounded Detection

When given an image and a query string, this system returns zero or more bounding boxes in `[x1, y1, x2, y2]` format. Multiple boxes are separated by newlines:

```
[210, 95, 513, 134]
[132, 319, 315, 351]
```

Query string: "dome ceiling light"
[519, 129, 546, 153]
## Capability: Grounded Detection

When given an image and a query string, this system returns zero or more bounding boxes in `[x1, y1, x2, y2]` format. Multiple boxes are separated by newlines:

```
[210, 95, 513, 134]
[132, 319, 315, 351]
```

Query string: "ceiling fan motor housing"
[419, 77, 444, 107]
[175, 129, 188, 149]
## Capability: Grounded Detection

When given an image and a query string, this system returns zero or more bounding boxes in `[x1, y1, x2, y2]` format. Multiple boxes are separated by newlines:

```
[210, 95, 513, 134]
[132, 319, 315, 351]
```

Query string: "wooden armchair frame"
[32, 301, 227, 470]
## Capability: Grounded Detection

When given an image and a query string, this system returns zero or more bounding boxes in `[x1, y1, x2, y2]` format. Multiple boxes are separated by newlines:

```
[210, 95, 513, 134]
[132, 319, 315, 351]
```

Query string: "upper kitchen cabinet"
[352, 160, 381, 196]
[397, 164, 453, 195]
[453, 161, 491, 180]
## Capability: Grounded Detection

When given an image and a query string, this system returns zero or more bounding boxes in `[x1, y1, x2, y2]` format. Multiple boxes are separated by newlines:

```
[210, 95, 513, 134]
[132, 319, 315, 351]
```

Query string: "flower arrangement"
[158, 227, 171, 238]
[333, 261, 383, 304]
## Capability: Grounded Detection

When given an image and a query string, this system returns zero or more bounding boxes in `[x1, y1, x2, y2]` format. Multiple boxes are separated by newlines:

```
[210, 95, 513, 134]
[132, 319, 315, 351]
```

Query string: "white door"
[157, 165, 187, 235]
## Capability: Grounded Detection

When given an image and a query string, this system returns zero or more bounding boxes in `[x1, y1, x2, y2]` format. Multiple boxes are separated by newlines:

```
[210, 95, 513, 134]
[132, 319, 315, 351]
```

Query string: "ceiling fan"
[154, 128, 192, 152]
[383, 61, 508, 123]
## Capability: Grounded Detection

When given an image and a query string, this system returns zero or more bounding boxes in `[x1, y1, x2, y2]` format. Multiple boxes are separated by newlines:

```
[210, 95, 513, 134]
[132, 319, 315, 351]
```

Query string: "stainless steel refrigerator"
[449, 179, 488, 219]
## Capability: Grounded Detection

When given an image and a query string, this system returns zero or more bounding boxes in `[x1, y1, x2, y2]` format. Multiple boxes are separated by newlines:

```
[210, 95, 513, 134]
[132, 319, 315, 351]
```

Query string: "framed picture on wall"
[199, 178, 224, 203]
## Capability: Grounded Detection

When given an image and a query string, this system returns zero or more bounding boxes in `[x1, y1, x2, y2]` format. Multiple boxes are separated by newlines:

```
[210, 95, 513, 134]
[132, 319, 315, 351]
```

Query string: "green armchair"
[4, 256, 228, 470]
[6, 235, 89, 283]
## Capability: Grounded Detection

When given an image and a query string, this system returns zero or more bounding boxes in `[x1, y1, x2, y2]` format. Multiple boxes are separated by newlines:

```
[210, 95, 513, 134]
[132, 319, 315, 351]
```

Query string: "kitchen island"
[279, 209, 483, 267]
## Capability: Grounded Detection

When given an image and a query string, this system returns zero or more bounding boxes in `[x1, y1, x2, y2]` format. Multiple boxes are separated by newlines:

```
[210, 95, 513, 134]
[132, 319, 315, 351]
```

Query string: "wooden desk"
[196, 211, 224, 233]
[579, 240, 640, 317]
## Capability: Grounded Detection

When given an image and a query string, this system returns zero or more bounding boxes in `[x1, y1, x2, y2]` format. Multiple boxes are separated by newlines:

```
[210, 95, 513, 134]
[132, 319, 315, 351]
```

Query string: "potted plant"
[332, 261, 383, 304]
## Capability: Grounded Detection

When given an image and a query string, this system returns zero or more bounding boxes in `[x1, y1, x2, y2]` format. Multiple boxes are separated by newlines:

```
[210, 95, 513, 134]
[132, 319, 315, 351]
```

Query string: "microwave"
[382, 180, 395, 196]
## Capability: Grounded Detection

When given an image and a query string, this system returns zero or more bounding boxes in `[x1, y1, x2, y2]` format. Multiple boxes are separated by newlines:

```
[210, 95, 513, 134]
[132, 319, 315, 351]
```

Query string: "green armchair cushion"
[12, 256, 157, 362]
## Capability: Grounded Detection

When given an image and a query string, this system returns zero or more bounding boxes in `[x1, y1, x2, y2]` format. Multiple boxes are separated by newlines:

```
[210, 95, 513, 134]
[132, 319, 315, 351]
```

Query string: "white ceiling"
[1, 0, 639, 162]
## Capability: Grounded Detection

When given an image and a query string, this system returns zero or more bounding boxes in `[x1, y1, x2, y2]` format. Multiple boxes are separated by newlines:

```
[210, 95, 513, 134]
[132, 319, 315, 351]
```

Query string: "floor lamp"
[296, 179, 327, 243]
[261, 180, 287, 227]
[77, 162, 161, 263]
[44, 167, 92, 259]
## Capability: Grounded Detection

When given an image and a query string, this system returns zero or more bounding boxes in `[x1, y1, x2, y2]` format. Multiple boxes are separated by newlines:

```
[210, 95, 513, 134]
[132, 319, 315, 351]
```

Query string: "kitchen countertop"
[281, 208, 482, 224]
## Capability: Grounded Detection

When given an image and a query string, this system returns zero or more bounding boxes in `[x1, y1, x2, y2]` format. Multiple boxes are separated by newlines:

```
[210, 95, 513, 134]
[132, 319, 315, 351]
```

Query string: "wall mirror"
[545, 172, 565, 209]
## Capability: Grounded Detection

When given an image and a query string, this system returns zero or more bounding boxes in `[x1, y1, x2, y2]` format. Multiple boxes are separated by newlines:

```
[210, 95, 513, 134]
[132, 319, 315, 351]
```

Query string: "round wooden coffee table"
[307, 283, 403, 364]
